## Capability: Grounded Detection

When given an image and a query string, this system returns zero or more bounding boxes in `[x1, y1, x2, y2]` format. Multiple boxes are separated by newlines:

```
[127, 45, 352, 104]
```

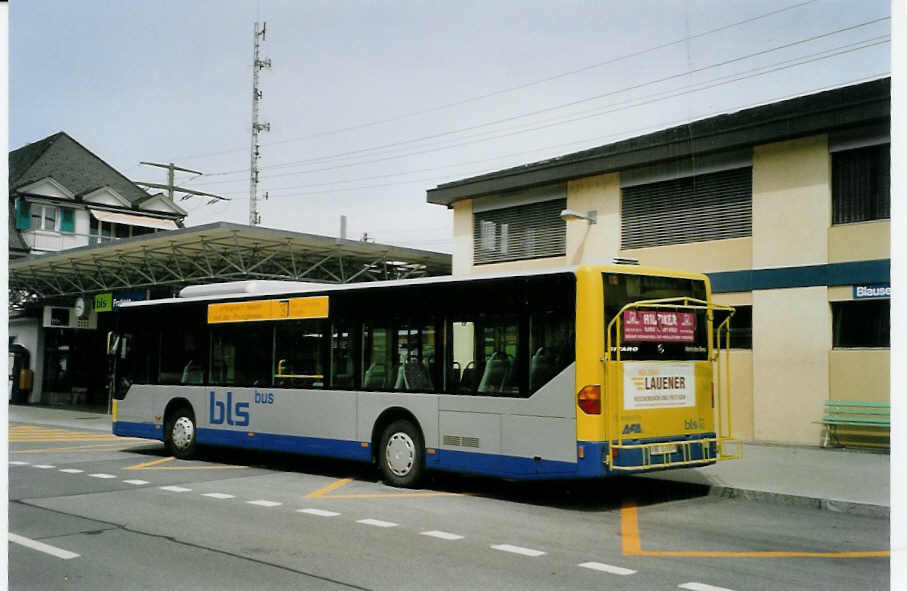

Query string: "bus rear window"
[604, 273, 709, 361]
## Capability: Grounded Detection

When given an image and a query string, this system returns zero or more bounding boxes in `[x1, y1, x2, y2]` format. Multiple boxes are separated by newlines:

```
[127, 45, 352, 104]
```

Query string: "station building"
[427, 78, 890, 446]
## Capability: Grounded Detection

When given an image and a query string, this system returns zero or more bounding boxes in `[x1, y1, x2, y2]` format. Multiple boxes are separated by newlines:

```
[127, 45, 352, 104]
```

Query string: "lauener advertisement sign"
[623, 362, 696, 410]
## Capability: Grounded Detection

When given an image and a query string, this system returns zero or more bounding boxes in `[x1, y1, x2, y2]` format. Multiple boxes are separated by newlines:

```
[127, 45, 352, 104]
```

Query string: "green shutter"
[60, 208, 75, 233]
[15, 200, 31, 230]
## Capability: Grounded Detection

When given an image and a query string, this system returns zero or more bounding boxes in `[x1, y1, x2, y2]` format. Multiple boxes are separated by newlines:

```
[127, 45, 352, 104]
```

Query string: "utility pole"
[249, 21, 272, 226]
[136, 162, 230, 204]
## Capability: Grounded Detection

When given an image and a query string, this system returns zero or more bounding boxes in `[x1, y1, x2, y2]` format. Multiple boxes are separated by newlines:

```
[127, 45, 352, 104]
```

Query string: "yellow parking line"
[12, 443, 128, 454]
[325, 492, 463, 498]
[621, 501, 889, 558]
[122, 456, 247, 470]
[9, 425, 128, 443]
[306, 477, 464, 499]
[307, 477, 355, 498]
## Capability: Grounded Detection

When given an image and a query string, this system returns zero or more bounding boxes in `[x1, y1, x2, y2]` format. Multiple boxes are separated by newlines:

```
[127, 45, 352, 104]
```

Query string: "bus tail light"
[578, 385, 601, 414]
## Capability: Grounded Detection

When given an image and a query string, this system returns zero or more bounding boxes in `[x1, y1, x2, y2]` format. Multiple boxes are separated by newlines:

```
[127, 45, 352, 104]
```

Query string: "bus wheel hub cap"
[172, 417, 194, 450]
[386, 433, 414, 476]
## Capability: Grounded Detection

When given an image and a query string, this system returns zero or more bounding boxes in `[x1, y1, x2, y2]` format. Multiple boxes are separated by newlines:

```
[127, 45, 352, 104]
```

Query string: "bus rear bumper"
[603, 434, 742, 473]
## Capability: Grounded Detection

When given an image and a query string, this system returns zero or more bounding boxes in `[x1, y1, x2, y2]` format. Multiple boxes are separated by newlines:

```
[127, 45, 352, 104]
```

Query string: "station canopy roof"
[9, 222, 451, 309]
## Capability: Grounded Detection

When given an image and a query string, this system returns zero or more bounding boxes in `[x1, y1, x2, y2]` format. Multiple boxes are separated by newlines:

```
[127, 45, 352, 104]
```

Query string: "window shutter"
[473, 198, 566, 264]
[832, 144, 890, 224]
[60, 208, 75, 233]
[621, 167, 752, 250]
[15, 200, 31, 230]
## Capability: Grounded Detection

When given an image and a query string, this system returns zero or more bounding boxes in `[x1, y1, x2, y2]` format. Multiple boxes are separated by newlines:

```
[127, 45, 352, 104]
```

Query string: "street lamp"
[560, 208, 597, 224]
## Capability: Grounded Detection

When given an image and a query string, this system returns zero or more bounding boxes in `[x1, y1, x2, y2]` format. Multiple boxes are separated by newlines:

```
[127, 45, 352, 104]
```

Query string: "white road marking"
[357, 519, 398, 528]
[491, 544, 547, 557]
[247, 500, 282, 507]
[10, 461, 30, 466]
[123, 480, 150, 485]
[202, 493, 236, 500]
[420, 530, 464, 541]
[578, 562, 637, 576]
[679, 583, 737, 591]
[159, 486, 192, 492]
[298, 508, 341, 517]
[32, 465, 56, 469]
[58, 469, 84, 474]
[89, 473, 117, 479]
[9, 533, 80, 560]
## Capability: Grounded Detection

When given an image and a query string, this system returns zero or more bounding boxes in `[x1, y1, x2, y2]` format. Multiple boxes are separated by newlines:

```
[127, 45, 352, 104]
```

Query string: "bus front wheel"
[379, 419, 424, 488]
[165, 408, 197, 460]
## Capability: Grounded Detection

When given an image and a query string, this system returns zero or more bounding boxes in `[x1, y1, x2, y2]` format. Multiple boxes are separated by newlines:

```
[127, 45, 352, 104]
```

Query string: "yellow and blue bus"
[110, 264, 739, 487]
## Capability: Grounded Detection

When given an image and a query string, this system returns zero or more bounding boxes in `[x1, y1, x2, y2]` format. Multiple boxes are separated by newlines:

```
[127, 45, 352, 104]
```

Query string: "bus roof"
[119, 263, 709, 309]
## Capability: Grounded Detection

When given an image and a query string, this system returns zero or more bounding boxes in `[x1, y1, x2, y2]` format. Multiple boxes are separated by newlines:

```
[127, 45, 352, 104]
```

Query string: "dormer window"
[30, 204, 59, 231]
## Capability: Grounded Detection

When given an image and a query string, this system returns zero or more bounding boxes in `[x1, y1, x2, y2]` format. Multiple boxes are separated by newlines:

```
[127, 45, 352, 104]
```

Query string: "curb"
[707, 485, 889, 518]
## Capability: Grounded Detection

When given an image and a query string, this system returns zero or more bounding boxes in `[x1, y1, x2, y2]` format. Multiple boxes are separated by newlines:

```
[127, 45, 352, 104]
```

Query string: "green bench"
[817, 400, 890, 448]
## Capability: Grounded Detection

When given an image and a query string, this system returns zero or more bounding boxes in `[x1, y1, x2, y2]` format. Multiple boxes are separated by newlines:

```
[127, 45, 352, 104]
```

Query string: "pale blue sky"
[9, 0, 891, 252]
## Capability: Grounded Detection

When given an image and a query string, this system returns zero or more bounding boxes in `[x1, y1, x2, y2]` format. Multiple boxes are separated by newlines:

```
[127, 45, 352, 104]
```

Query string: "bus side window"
[211, 324, 273, 387]
[331, 322, 355, 388]
[362, 324, 392, 390]
[449, 321, 476, 394]
[274, 319, 327, 388]
[476, 318, 519, 396]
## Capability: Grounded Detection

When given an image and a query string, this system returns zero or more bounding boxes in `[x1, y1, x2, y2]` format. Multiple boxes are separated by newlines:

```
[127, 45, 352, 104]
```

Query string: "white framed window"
[30, 205, 59, 231]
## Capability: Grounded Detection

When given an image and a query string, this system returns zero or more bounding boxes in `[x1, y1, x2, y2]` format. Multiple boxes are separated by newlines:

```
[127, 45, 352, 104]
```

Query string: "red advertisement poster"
[623, 310, 696, 342]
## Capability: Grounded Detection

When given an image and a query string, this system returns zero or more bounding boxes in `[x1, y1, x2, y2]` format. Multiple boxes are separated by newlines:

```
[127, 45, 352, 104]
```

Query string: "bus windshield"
[604, 272, 709, 361]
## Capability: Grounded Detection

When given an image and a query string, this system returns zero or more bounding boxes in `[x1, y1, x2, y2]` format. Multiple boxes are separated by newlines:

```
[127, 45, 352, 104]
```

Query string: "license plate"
[649, 444, 677, 455]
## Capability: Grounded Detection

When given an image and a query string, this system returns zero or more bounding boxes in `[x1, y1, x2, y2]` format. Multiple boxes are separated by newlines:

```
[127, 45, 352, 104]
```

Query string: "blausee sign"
[853, 284, 890, 299]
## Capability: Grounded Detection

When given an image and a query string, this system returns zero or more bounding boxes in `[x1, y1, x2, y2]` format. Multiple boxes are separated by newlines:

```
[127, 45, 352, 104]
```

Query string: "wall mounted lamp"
[559, 208, 597, 224]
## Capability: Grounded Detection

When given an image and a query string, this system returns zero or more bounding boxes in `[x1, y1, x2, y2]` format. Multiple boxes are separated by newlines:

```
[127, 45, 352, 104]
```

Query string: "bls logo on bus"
[209, 391, 250, 427]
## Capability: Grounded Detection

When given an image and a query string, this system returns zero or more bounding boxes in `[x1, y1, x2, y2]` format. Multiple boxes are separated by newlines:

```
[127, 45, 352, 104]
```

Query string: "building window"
[714, 305, 752, 349]
[30, 204, 59, 231]
[832, 144, 890, 224]
[473, 198, 566, 264]
[621, 167, 752, 250]
[832, 300, 889, 348]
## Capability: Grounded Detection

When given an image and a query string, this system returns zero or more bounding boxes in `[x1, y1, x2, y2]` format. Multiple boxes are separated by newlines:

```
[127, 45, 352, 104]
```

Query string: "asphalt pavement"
[8, 404, 891, 515]
[8, 404, 891, 591]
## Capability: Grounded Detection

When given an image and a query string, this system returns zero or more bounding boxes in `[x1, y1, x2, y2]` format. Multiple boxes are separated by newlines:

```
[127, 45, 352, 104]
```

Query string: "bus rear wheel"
[379, 419, 424, 488]
[165, 408, 197, 460]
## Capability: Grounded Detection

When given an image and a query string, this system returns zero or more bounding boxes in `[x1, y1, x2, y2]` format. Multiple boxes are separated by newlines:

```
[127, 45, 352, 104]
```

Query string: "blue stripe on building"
[708, 259, 889, 293]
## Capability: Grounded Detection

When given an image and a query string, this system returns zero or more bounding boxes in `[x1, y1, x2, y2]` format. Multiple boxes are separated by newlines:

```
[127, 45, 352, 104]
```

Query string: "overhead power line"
[188, 35, 890, 195]
[191, 17, 889, 183]
[171, 0, 818, 163]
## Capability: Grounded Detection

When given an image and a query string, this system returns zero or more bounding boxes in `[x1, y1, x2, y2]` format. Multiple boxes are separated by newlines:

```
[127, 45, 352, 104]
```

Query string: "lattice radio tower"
[249, 22, 271, 226]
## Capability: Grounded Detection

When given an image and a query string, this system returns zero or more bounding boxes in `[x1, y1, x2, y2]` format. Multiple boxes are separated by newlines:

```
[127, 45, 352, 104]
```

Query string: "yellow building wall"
[466, 256, 569, 275]
[712, 292, 754, 440]
[827, 220, 890, 263]
[623, 237, 752, 273]
[753, 135, 830, 267]
[452, 200, 474, 276]
[752, 287, 830, 444]
[828, 350, 890, 403]
[565, 173, 620, 264]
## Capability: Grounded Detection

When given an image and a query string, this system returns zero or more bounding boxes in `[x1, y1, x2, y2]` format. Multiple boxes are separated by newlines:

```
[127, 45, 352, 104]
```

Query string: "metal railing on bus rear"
[603, 297, 742, 470]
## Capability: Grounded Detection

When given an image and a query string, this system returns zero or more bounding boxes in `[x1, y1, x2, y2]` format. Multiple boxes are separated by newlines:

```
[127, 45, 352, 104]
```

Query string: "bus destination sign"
[623, 310, 695, 342]
[208, 296, 329, 324]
